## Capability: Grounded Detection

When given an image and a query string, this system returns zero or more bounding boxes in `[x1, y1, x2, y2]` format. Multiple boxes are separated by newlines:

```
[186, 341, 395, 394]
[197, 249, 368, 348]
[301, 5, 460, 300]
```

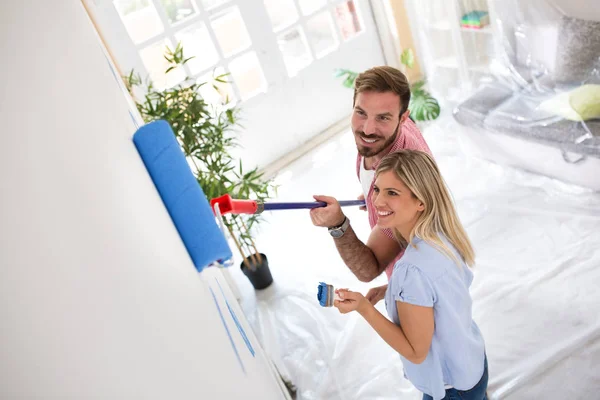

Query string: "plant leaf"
[400, 48, 415, 69]
[123, 43, 284, 252]
[409, 91, 440, 121]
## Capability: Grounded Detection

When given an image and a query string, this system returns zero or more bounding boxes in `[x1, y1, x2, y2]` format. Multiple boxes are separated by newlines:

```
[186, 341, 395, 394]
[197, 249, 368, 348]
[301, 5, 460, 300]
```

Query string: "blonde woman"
[334, 150, 488, 400]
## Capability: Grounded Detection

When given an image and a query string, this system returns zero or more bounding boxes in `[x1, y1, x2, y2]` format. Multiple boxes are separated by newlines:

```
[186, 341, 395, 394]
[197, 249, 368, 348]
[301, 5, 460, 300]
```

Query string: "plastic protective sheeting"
[229, 115, 600, 399]
[490, 0, 600, 88]
[454, 0, 600, 185]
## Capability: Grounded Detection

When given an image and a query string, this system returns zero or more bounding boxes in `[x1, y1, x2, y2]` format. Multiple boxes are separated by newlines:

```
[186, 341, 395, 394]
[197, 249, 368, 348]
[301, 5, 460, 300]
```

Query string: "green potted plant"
[124, 43, 276, 290]
[335, 48, 441, 122]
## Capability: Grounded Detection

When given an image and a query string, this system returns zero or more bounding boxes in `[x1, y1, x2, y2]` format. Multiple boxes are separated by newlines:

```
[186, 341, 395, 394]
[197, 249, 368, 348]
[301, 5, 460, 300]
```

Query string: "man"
[310, 66, 432, 305]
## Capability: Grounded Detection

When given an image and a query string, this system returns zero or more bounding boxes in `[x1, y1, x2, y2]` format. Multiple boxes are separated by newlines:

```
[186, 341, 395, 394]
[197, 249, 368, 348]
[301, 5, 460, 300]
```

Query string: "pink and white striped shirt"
[355, 118, 432, 281]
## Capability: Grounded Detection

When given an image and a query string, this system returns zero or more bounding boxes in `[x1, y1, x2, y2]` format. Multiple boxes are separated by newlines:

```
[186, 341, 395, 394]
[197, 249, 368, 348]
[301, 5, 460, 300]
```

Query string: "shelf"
[460, 25, 492, 34]
[434, 57, 459, 69]
[468, 64, 490, 73]
[426, 20, 452, 31]
[411, 0, 497, 100]
[467, 58, 492, 74]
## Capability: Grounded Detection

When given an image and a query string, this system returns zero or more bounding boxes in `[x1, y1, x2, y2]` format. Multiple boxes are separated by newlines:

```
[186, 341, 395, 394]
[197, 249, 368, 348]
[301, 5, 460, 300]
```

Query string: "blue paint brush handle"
[262, 199, 365, 211]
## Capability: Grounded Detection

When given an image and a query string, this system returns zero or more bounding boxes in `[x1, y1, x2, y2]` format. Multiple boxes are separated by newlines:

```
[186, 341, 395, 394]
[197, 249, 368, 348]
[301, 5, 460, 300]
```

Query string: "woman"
[334, 150, 488, 400]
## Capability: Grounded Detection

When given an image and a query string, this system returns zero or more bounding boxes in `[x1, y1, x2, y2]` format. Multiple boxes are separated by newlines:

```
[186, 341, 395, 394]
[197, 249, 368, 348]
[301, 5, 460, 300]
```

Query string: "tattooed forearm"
[332, 226, 385, 282]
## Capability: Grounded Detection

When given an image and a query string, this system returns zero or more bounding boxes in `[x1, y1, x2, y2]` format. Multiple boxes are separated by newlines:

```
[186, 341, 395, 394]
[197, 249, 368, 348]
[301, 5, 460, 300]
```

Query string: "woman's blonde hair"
[376, 150, 475, 267]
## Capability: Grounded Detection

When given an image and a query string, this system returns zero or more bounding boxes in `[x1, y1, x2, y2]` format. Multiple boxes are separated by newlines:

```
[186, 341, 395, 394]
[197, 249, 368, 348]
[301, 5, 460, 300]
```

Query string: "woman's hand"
[334, 289, 370, 314]
[365, 284, 388, 305]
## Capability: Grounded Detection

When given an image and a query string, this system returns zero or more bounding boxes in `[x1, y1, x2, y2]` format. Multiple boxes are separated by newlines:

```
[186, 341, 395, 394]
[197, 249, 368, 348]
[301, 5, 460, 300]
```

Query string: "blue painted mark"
[216, 279, 255, 357]
[103, 52, 120, 85]
[99, 47, 141, 132]
[209, 287, 246, 374]
[129, 110, 140, 129]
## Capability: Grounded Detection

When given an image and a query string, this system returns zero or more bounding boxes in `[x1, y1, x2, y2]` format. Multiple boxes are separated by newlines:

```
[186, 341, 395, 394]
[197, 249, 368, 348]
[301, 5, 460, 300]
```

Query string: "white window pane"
[228, 52, 267, 101]
[175, 23, 219, 74]
[198, 67, 237, 105]
[210, 7, 251, 57]
[139, 40, 186, 90]
[278, 27, 312, 77]
[264, 0, 298, 32]
[114, 0, 164, 44]
[334, 0, 364, 41]
[306, 11, 338, 58]
[298, 0, 326, 16]
[200, 0, 229, 10]
[159, 0, 198, 24]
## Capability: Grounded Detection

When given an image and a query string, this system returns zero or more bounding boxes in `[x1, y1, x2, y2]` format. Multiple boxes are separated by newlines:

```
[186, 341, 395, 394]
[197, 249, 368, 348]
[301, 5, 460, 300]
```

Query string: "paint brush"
[317, 282, 342, 307]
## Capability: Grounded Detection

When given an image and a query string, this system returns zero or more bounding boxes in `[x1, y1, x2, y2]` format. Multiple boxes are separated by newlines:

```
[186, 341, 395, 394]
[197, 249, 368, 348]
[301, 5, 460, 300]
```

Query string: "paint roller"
[133, 120, 232, 272]
[210, 194, 365, 215]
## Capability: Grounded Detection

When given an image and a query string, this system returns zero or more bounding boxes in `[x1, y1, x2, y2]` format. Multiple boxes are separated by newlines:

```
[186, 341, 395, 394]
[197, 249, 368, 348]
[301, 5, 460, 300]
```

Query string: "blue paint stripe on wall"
[105, 55, 119, 85]
[216, 279, 255, 357]
[209, 287, 246, 374]
[129, 110, 139, 129]
[100, 47, 140, 132]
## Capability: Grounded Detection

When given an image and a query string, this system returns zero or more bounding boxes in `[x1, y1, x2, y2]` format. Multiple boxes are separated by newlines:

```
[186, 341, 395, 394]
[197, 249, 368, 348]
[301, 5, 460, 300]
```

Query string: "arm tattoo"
[333, 226, 385, 282]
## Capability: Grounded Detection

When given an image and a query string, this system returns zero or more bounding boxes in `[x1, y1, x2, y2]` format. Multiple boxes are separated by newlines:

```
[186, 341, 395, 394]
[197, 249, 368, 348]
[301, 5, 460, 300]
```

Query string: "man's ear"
[400, 109, 410, 124]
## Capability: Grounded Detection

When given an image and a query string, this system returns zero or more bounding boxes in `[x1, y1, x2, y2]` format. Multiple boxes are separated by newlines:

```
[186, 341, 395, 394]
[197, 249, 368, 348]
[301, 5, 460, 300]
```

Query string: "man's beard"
[356, 122, 400, 158]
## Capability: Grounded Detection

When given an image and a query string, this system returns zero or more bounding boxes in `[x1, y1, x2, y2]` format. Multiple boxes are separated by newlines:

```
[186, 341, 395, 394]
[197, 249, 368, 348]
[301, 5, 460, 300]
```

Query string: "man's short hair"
[353, 66, 411, 117]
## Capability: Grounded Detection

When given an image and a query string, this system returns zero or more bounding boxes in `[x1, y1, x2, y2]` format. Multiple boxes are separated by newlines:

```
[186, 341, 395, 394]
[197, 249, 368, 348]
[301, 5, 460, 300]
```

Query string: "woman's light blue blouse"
[384, 235, 486, 400]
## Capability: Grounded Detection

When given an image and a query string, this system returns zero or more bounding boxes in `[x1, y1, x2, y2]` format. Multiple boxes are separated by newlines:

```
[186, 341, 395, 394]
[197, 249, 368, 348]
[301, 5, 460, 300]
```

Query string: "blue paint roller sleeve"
[133, 120, 232, 272]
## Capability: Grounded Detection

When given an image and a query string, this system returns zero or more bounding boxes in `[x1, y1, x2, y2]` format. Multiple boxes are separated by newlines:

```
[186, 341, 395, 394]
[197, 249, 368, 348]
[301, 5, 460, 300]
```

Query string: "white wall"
[0, 1, 286, 398]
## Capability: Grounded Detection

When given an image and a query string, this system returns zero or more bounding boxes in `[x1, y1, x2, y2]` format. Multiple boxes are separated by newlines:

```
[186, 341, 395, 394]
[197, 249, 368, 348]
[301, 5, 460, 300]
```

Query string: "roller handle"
[263, 200, 365, 211]
[210, 194, 366, 215]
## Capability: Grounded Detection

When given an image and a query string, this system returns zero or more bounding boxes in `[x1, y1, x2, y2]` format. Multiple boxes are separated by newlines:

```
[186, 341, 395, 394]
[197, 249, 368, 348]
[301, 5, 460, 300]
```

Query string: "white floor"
[227, 114, 600, 400]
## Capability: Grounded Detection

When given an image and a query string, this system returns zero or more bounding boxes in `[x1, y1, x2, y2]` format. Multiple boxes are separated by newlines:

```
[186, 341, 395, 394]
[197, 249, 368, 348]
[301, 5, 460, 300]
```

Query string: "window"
[108, 0, 366, 100]
[265, 0, 364, 76]
[114, 0, 266, 102]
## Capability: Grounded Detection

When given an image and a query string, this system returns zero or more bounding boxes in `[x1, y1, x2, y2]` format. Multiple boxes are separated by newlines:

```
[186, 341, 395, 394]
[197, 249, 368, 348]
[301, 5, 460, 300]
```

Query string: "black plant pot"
[240, 253, 273, 290]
